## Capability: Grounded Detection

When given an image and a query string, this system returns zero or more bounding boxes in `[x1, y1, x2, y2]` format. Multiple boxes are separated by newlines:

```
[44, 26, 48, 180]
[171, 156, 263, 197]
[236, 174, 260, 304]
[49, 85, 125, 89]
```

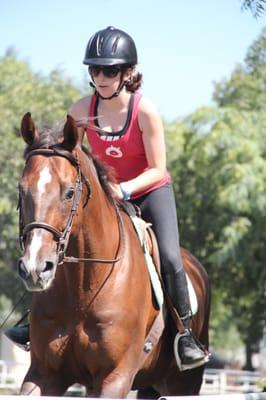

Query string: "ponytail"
[125, 72, 143, 93]
[121, 65, 143, 93]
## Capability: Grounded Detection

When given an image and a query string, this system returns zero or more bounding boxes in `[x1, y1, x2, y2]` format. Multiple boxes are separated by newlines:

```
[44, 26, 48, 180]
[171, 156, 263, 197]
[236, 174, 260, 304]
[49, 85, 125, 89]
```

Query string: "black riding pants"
[132, 182, 183, 278]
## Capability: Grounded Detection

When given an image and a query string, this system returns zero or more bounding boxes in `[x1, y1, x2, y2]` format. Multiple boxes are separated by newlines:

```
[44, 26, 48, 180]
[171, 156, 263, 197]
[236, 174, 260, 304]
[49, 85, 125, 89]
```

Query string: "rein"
[19, 147, 125, 265]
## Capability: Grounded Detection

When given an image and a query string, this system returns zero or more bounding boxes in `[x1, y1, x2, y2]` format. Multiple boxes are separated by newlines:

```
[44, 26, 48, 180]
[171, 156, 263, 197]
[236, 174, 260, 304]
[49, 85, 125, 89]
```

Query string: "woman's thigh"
[133, 183, 183, 274]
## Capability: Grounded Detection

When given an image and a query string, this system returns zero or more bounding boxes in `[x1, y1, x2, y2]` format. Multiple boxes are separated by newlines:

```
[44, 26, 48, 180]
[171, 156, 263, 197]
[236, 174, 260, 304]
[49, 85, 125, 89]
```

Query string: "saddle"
[121, 201, 198, 315]
[121, 201, 198, 322]
[121, 201, 163, 309]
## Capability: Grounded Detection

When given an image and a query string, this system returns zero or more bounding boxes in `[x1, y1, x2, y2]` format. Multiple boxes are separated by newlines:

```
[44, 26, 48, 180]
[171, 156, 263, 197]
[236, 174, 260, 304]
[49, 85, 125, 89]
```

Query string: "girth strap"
[138, 309, 165, 369]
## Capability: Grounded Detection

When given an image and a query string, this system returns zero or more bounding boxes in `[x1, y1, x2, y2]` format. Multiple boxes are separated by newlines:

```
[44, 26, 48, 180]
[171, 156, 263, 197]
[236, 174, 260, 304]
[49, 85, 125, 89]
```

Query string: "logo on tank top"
[105, 145, 123, 158]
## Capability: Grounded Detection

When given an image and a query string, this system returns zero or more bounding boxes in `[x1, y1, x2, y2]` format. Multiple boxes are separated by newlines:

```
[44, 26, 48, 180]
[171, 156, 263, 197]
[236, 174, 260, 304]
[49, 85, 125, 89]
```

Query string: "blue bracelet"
[120, 182, 132, 201]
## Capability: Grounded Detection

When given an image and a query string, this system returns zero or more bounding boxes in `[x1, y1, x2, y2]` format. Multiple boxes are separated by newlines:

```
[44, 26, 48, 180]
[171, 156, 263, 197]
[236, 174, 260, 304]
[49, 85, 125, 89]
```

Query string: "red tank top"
[86, 92, 170, 199]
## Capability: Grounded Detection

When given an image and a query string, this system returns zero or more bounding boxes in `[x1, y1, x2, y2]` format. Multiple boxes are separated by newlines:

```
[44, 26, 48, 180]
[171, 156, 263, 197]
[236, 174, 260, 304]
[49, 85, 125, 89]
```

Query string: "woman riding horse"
[6, 27, 208, 374]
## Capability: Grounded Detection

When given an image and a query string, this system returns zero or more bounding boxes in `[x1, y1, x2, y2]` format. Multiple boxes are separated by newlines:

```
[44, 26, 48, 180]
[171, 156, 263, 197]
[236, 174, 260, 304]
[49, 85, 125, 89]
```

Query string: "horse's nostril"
[43, 261, 54, 273]
[18, 259, 29, 280]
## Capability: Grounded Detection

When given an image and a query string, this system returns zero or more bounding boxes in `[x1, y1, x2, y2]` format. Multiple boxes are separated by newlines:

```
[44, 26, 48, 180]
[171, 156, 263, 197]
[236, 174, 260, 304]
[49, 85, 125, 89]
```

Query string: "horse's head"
[18, 112, 81, 291]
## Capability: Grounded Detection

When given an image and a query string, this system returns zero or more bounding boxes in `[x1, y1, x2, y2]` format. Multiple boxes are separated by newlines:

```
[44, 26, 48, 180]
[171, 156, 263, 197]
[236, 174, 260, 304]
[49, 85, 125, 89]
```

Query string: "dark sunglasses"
[88, 65, 122, 78]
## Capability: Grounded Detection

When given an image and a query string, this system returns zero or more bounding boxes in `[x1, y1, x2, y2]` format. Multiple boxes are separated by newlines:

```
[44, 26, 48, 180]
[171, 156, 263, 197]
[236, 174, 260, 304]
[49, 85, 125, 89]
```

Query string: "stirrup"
[174, 330, 210, 371]
[16, 341, 30, 352]
[4, 325, 30, 352]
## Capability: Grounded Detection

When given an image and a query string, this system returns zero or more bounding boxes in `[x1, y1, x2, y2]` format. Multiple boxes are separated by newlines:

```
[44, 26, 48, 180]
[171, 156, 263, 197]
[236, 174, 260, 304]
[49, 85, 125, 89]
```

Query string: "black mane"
[23, 125, 117, 206]
[23, 123, 64, 158]
[82, 146, 117, 206]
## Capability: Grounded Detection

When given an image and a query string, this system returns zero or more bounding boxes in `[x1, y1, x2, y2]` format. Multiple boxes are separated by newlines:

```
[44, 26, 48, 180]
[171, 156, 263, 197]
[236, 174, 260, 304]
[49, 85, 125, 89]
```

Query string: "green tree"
[212, 29, 266, 369]
[213, 27, 266, 111]
[166, 29, 266, 368]
[242, 0, 266, 17]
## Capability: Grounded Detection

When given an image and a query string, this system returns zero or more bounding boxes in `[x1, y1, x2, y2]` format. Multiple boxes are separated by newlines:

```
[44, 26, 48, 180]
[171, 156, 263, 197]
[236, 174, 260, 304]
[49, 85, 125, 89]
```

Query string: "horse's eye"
[65, 188, 75, 200]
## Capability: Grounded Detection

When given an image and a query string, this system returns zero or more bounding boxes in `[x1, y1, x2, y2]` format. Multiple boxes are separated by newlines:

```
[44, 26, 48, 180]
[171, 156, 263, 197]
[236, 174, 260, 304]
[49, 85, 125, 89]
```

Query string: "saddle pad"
[124, 203, 198, 314]
[186, 274, 198, 316]
[126, 207, 164, 309]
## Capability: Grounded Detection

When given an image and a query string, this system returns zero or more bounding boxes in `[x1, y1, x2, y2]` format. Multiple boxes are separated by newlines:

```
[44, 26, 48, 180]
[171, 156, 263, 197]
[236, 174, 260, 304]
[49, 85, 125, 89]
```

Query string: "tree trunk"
[243, 342, 254, 371]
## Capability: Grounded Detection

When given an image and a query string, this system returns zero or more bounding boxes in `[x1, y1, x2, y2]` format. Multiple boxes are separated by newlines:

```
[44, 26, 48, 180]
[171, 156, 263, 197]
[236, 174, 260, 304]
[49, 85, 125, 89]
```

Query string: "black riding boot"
[4, 313, 30, 351]
[164, 271, 209, 371]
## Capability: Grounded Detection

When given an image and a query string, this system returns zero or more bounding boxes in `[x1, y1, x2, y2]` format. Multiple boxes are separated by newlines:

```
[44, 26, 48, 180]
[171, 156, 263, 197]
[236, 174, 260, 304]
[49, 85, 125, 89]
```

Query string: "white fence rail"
[201, 368, 265, 394]
[0, 360, 18, 391]
[0, 360, 265, 396]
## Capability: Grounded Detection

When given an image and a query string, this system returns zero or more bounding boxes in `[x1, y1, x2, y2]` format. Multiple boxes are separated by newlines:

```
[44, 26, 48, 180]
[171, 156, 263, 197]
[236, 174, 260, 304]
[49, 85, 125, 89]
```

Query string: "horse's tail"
[181, 248, 211, 349]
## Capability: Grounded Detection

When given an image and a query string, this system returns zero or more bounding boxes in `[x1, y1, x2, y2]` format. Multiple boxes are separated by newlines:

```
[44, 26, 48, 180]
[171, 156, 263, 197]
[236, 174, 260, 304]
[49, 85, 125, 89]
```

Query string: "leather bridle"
[19, 147, 124, 265]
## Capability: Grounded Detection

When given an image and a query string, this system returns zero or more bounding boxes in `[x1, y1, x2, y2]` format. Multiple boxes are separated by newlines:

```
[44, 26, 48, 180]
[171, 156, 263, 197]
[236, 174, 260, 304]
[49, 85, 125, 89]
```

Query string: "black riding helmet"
[84, 26, 138, 100]
[83, 26, 138, 66]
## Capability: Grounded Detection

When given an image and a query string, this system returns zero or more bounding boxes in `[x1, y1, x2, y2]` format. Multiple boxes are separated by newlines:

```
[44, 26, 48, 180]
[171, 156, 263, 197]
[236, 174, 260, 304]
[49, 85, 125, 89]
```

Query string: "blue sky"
[1, 0, 265, 120]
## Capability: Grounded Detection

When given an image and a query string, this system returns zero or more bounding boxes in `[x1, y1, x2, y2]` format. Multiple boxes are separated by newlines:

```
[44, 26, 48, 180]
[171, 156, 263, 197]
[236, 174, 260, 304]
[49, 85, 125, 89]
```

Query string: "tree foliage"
[213, 27, 266, 111]
[166, 29, 266, 366]
[242, 0, 266, 17]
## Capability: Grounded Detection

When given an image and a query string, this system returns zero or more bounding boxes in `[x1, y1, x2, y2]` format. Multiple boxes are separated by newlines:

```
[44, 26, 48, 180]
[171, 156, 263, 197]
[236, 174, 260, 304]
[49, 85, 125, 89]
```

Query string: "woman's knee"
[160, 250, 183, 275]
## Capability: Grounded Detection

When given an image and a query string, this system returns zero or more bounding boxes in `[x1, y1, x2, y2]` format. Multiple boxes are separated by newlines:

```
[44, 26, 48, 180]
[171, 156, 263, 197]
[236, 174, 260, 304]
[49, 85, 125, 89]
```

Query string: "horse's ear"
[62, 115, 78, 150]
[21, 112, 37, 145]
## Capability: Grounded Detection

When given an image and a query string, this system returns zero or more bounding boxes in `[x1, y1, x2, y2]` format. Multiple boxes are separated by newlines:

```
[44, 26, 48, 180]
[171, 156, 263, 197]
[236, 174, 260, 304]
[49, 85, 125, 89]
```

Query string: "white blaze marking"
[26, 166, 51, 282]
[37, 166, 52, 196]
[27, 231, 43, 282]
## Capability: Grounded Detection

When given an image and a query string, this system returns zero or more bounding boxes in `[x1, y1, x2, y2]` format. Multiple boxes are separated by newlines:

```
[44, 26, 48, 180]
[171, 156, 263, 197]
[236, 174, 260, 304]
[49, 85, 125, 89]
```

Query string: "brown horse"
[17, 112, 210, 398]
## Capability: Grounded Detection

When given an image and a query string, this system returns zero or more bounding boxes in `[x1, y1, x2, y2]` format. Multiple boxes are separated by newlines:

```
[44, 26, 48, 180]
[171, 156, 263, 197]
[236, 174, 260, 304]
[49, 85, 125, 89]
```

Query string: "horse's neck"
[85, 193, 119, 256]
[83, 157, 120, 259]
[65, 183, 120, 291]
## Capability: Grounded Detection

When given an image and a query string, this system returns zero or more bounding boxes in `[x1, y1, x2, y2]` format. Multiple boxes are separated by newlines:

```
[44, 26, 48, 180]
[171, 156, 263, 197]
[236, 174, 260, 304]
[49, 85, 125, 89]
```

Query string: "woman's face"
[89, 65, 131, 98]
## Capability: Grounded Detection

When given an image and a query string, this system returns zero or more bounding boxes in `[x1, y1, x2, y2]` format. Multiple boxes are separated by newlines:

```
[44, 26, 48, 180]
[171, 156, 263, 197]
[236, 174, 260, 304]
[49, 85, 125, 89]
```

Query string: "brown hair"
[122, 65, 143, 92]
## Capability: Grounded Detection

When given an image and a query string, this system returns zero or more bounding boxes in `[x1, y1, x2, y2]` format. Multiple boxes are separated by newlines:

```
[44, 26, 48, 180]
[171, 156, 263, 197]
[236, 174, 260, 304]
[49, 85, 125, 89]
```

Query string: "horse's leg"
[137, 387, 161, 399]
[20, 366, 69, 396]
[20, 367, 42, 396]
[21, 378, 69, 396]
[179, 365, 205, 395]
[20, 381, 41, 396]
[96, 369, 135, 398]
[164, 366, 205, 395]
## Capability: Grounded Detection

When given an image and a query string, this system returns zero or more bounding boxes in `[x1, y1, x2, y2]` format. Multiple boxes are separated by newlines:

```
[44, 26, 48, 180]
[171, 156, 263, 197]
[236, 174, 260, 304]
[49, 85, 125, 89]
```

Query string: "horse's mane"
[81, 146, 118, 206]
[23, 125, 118, 206]
[23, 123, 64, 157]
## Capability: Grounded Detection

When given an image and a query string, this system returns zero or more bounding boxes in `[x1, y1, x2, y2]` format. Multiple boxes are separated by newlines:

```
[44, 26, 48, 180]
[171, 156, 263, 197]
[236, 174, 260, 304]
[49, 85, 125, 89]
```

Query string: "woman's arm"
[118, 97, 167, 198]
[69, 96, 91, 144]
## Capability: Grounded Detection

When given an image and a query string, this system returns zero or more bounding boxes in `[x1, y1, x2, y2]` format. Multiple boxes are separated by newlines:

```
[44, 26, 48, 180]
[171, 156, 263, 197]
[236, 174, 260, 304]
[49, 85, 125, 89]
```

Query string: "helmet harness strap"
[89, 71, 129, 100]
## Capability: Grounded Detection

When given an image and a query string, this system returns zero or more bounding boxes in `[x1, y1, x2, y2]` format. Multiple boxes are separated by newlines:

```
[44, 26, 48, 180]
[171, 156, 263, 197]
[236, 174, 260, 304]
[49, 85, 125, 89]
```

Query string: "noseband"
[19, 147, 124, 265]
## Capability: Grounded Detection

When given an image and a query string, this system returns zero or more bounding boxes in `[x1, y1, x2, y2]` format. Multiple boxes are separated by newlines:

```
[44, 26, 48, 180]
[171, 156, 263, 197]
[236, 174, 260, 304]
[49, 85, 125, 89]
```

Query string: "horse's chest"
[41, 321, 111, 371]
